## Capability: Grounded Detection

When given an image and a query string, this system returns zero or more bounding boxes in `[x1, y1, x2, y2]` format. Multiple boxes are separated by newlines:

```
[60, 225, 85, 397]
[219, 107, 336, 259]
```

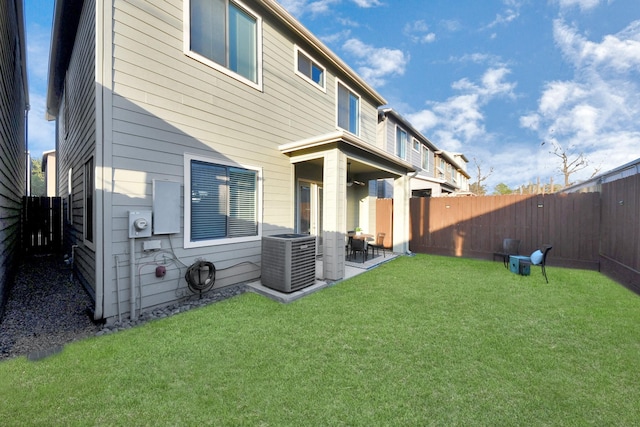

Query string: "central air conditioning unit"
[261, 234, 316, 292]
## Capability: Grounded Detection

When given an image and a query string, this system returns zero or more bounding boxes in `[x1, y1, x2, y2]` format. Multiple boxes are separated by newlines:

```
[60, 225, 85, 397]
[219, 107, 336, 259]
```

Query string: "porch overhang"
[279, 131, 416, 177]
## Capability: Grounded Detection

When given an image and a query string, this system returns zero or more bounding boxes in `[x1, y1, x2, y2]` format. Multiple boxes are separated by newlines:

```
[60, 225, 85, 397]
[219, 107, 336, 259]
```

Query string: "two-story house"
[377, 108, 470, 198]
[0, 0, 29, 316]
[46, 0, 415, 322]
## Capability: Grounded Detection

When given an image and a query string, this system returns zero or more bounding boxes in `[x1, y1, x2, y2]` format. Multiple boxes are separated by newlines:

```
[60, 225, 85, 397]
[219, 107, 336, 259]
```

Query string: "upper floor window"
[421, 145, 429, 171]
[412, 138, 420, 152]
[187, 0, 262, 89]
[296, 46, 325, 90]
[396, 127, 407, 160]
[337, 81, 360, 135]
[185, 154, 262, 248]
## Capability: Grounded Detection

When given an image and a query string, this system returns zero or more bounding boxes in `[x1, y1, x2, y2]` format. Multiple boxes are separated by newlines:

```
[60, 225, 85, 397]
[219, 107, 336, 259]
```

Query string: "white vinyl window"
[184, 154, 262, 248]
[83, 157, 94, 248]
[396, 127, 407, 160]
[295, 46, 325, 90]
[336, 80, 360, 135]
[186, 0, 262, 89]
[413, 138, 420, 152]
[421, 145, 430, 171]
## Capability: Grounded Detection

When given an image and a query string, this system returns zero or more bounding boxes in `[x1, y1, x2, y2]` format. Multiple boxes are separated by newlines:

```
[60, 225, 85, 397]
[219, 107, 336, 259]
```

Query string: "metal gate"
[22, 196, 63, 255]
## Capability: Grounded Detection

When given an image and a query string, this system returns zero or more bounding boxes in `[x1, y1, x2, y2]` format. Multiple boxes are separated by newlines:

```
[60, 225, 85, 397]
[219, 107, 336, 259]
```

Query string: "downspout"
[25, 104, 30, 196]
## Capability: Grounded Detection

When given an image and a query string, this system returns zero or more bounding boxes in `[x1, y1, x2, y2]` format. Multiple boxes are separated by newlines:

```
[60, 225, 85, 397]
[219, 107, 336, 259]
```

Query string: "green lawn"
[2, 254, 640, 426]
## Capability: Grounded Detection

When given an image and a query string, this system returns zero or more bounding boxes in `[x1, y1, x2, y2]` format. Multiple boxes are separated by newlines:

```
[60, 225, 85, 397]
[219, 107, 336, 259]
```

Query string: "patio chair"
[350, 238, 368, 263]
[494, 238, 520, 268]
[519, 245, 553, 283]
[367, 232, 386, 258]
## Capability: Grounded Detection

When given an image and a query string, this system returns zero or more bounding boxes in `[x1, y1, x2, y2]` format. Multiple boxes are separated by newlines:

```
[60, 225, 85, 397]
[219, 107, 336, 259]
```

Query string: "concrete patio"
[246, 252, 399, 303]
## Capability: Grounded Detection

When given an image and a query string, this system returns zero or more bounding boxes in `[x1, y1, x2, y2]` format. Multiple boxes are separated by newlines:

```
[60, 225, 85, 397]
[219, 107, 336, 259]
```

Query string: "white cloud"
[342, 38, 408, 87]
[404, 20, 437, 44]
[520, 19, 640, 183]
[554, 19, 640, 73]
[319, 30, 352, 45]
[277, 0, 307, 16]
[485, 0, 523, 30]
[407, 67, 517, 152]
[309, 0, 340, 15]
[27, 23, 51, 85]
[350, 0, 382, 7]
[555, 0, 602, 12]
[277, 0, 382, 16]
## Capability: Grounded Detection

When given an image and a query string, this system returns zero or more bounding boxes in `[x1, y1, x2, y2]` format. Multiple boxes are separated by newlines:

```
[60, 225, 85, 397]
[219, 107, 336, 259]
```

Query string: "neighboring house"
[0, 0, 29, 316]
[42, 150, 57, 197]
[377, 108, 470, 197]
[435, 150, 470, 196]
[46, 0, 415, 322]
[561, 157, 640, 194]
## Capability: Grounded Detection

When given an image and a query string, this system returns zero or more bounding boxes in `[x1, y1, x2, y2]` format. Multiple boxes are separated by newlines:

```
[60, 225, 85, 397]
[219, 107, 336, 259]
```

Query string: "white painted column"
[393, 174, 411, 254]
[322, 150, 347, 281]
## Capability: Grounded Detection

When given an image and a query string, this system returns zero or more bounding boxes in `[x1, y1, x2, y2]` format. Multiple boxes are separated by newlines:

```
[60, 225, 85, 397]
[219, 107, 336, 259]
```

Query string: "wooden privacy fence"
[410, 193, 601, 270]
[599, 174, 640, 291]
[22, 196, 63, 256]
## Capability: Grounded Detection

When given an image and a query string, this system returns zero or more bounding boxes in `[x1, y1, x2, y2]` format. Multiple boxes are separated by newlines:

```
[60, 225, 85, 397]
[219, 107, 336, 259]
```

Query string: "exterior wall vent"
[261, 234, 316, 292]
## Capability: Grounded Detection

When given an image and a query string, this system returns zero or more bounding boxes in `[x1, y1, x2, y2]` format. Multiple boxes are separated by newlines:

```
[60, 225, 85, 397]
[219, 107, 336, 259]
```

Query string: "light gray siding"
[96, 0, 384, 318]
[56, 0, 97, 295]
[0, 0, 28, 316]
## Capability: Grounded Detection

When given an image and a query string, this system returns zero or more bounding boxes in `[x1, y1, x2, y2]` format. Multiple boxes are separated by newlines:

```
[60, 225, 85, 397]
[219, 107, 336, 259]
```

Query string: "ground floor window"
[83, 158, 94, 244]
[185, 154, 261, 248]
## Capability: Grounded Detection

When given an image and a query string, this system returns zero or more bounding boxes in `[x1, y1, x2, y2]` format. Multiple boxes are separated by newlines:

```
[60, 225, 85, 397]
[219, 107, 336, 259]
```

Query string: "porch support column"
[393, 174, 411, 254]
[322, 149, 347, 281]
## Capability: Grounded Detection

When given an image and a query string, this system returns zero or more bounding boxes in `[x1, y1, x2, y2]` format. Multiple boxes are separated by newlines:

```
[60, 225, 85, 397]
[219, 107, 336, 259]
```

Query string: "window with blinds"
[190, 160, 258, 242]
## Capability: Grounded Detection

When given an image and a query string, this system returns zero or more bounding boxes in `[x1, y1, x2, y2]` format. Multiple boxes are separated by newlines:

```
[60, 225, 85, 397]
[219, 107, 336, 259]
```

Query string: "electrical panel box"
[153, 180, 181, 234]
[129, 210, 152, 238]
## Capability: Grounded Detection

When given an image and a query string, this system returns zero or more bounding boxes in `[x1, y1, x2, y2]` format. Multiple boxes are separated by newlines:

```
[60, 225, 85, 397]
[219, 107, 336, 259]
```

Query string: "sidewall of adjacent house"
[56, 0, 98, 301]
[0, 1, 28, 317]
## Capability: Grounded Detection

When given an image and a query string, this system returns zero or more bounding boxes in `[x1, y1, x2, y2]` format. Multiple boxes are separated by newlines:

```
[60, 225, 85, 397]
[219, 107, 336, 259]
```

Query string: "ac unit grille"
[262, 234, 316, 292]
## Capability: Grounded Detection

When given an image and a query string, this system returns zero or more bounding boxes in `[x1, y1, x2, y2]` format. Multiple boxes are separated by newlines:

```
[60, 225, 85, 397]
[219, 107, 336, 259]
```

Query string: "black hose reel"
[185, 260, 216, 295]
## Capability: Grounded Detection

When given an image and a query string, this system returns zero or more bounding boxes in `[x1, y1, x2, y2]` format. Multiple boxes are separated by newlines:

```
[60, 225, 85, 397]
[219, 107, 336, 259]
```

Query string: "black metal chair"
[520, 245, 553, 283]
[367, 232, 386, 258]
[494, 238, 520, 268]
[350, 238, 368, 263]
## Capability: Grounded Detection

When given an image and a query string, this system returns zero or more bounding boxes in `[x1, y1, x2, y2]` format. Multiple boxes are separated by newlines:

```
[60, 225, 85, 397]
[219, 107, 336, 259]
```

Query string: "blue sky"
[24, 0, 640, 190]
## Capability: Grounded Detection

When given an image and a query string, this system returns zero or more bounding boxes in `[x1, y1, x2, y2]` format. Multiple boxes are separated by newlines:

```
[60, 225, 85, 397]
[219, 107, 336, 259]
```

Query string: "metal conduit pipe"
[130, 238, 136, 320]
[115, 255, 122, 322]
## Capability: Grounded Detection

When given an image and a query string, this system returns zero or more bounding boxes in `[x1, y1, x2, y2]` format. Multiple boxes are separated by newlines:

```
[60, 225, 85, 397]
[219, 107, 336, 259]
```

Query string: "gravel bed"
[0, 255, 246, 361]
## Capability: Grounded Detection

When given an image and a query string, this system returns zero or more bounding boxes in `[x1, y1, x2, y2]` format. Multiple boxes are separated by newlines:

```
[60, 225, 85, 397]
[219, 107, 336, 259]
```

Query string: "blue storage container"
[509, 255, 531, 276]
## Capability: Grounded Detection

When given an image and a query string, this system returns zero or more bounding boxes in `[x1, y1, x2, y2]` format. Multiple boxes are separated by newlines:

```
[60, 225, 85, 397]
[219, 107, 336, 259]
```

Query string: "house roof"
[46, 0, 387, 120]
[46, 0, 84, 120]
[379, 108, 438, 151]
[14, 0, 29, 107]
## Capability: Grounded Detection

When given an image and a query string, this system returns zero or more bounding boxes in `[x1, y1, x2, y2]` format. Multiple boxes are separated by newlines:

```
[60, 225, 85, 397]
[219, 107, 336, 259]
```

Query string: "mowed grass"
[2, 254, 640, 425]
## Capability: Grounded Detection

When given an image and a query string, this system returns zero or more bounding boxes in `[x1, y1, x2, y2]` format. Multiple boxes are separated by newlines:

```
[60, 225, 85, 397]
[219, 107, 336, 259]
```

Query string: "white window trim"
[335, 79, 361, 137]
[183, 153, 263, 249]
[412, 137, 420, 152]
[183, 0, 263, 91]
[83, 158, 95, 251]
[294, 45, 326, 92]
